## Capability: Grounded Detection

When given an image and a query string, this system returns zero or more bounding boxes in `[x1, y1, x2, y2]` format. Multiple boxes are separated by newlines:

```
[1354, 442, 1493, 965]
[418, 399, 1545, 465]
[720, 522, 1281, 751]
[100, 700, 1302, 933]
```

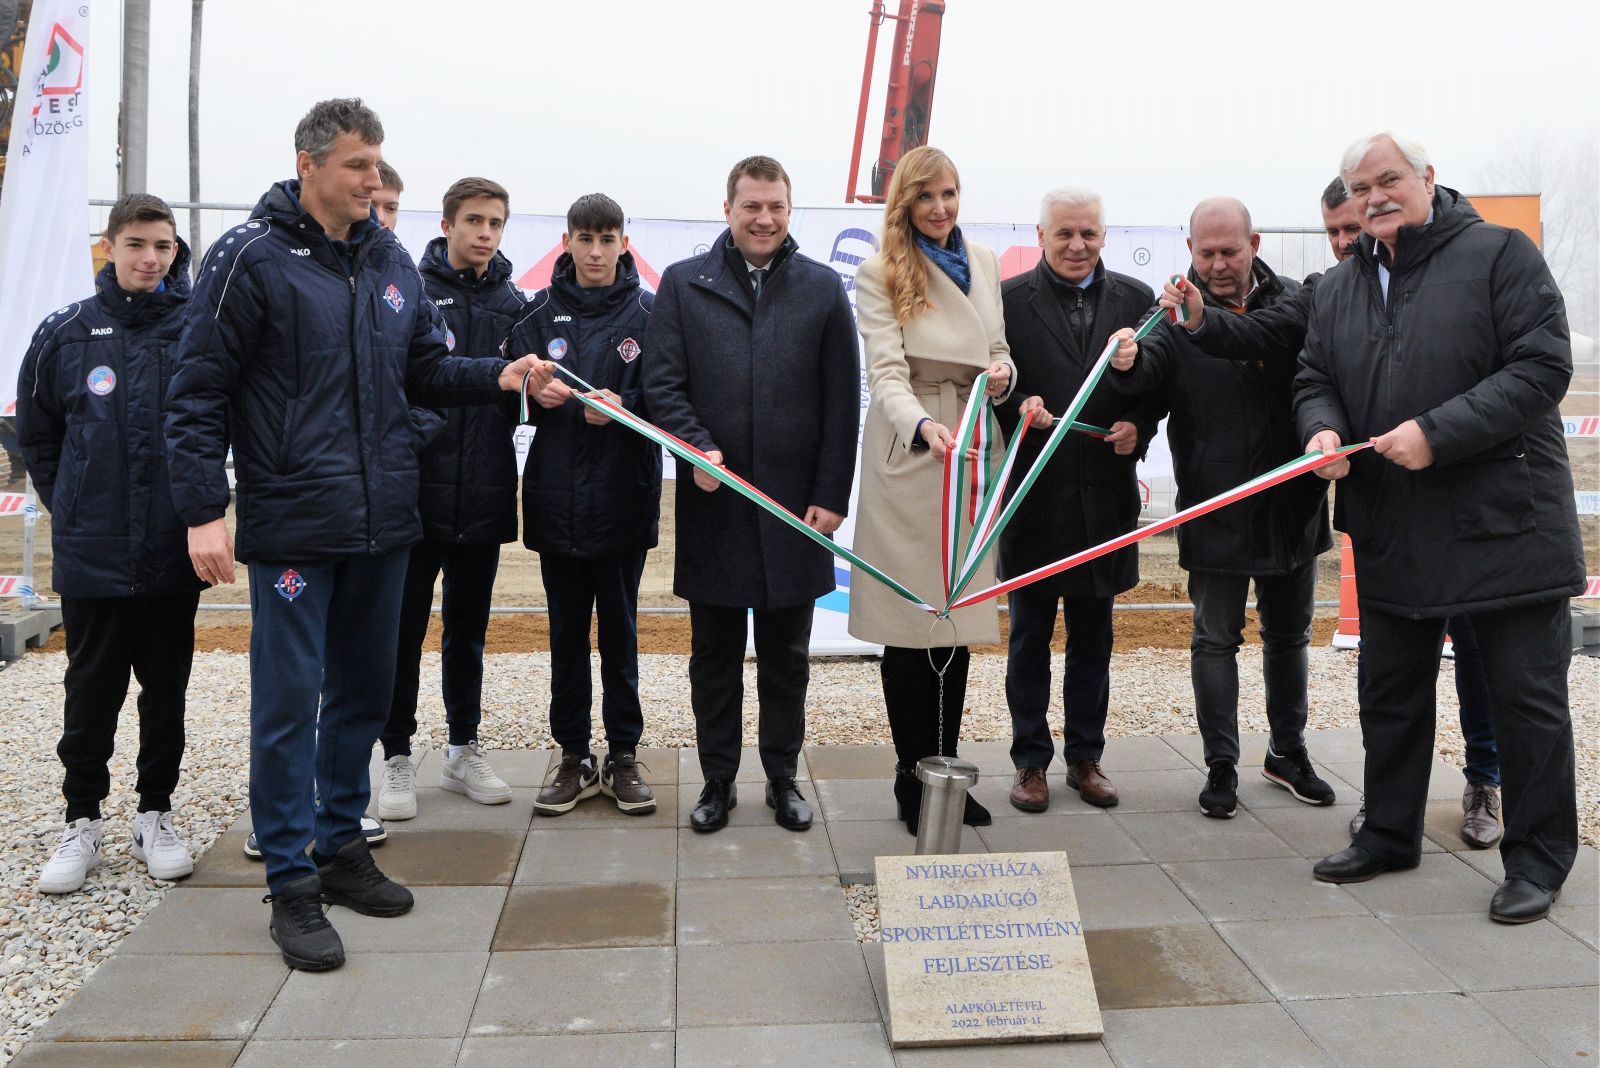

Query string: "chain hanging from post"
[926, 615, 957, 758]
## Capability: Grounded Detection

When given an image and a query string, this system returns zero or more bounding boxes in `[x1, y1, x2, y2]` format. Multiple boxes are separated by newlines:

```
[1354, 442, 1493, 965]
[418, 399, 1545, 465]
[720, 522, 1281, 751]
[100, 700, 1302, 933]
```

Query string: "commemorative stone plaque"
[874, 850, 1101, 1047]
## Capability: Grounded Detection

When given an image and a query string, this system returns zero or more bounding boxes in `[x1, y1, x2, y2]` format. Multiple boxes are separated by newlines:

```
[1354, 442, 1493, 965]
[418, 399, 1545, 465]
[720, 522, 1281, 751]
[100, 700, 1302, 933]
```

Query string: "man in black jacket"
[378, 177, 524, 822]
[516, 194, 662, 819]
[165, 99, 551, 971]
[1115, 197, 1335, 820]
[1297, 132, 1583, 922]
[643, 156, 859, 834]
[18, 194, 204, 895]
[996, 187, 1159, 813]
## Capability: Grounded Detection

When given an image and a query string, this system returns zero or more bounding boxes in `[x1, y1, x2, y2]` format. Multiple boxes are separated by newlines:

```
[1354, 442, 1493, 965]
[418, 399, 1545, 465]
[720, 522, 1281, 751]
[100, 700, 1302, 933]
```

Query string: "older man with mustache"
[1295, 132, 1583, 923]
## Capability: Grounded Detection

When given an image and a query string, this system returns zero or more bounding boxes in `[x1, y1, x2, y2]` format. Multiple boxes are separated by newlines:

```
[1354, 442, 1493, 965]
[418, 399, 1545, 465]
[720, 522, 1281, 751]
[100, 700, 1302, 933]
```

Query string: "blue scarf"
[915, 226, 970, 294]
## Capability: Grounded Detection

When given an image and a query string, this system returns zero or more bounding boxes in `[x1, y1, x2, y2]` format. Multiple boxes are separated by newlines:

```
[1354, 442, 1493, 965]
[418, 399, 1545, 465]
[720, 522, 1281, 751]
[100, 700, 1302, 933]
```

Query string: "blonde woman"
[849, 146, 1047, 834]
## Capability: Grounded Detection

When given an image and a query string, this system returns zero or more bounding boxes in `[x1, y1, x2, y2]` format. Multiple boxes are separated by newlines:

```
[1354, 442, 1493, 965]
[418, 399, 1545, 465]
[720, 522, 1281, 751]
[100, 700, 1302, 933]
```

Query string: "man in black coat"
[995, 187, 1160, 813]
[1115, 196, 1335, 820]
[515, 193, 662, 818]
[165, 99, 551, 971]
[18, 194, 205, 895]
[642, 156, 859, 833]
[1297, 132, 1583, 922]
[378, 177, 526, 822]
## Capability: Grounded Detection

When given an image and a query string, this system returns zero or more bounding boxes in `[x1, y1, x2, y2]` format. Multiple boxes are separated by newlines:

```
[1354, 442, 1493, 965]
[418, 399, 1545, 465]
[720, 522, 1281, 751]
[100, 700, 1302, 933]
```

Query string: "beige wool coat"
[847, 243, 1017, 648]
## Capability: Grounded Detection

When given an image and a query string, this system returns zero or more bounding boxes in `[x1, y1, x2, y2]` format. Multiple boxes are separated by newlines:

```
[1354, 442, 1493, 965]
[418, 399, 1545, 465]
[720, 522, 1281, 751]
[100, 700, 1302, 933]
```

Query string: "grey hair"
[294, 98, 384, 163]
[1038, 186, 1105, 230]
[1340, 131, 1431, 181]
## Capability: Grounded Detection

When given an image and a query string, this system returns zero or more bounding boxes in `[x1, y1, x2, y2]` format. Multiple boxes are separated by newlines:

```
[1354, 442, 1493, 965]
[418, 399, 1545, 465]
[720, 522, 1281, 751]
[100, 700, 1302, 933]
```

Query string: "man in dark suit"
[642, 156, 859, 833]
[996, 187, 1159, 813]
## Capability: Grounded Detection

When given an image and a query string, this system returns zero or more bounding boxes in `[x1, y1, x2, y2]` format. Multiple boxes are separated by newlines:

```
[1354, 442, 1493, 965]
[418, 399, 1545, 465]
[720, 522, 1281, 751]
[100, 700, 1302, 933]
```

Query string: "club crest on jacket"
[383, 284, 405, 313]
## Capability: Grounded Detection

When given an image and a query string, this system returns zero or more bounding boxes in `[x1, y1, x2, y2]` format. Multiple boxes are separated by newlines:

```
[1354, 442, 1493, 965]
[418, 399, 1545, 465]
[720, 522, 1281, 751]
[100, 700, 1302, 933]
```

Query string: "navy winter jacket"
[17, 248, 206, 599]
[164, 180, 508, 562]
[509, 251, 661, 558]
[415, 236, 525, 545]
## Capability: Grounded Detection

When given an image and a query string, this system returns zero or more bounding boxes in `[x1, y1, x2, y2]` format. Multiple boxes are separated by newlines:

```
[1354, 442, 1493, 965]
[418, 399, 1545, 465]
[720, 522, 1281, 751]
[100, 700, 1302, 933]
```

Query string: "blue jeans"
[248, 550, 408, 893]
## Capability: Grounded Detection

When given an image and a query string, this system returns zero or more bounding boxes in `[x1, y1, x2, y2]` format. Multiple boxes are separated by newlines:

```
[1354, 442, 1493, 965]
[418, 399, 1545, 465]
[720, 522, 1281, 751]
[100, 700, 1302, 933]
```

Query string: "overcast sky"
[84, 0, 1598, 231]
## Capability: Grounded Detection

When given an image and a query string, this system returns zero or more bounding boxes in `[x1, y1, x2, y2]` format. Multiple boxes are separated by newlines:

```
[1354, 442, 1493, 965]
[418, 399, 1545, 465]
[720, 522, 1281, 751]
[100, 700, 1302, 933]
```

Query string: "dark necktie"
[751, 267, 767, 299]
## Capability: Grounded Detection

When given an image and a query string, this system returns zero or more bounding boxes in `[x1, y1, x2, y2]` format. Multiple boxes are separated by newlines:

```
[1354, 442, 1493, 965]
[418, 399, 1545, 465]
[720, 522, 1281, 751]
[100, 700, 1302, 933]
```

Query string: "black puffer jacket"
[509, 251, 660, 558]
[165, 180, 507, 562]
[1295, 187, 1583, 616]
[17, 249, 206, 599]
[1118, 258, 1331, 576]
[415, 236, 525, 545]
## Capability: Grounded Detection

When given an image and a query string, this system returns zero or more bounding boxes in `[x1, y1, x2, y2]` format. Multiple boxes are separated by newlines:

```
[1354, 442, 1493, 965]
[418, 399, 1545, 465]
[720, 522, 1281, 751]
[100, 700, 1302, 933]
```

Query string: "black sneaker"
[267, 873, 344, 971]
[535, 753, 600, 816]
[1200, 760, 1238, 819]
[1262, 745, 1336, 805]
[315, 836, 414, 917]
[601, 751, 657, 814]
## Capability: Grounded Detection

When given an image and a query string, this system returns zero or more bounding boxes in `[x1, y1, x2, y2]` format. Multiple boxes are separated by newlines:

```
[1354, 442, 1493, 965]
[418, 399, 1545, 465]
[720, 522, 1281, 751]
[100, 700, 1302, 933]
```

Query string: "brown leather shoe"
[1009, 768, 1050, 813]
[1460, 783, 1503, 849]
[1066, 760, 1119, 808]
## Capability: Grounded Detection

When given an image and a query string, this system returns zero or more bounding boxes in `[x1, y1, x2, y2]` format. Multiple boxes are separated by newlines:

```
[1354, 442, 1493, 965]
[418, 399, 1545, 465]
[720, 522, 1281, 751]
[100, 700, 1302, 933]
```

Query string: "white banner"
[396, 208, 1188, 653]
[0, 2, 93, 417]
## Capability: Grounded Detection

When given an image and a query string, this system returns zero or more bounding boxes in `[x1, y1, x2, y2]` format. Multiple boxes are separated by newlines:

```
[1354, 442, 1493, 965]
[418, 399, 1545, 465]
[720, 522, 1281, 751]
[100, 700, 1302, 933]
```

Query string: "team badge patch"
[444, 326, 456, 352]
[383, 284, 405, 313]
[274, 569, 307, 601]
[86, 366, 117, 396]
[617, 337, 641, 363]
[547, 338, 569, 361]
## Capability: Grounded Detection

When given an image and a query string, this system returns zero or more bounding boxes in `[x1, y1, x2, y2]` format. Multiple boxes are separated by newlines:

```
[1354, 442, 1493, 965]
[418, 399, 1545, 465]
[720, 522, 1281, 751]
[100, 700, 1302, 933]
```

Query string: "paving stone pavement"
[14, 730, 1598, 1067]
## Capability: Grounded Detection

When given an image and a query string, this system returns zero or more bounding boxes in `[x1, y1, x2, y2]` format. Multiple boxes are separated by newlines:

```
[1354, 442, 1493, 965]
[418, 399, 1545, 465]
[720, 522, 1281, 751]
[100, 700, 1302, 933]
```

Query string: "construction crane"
[845, 0, 947, 204]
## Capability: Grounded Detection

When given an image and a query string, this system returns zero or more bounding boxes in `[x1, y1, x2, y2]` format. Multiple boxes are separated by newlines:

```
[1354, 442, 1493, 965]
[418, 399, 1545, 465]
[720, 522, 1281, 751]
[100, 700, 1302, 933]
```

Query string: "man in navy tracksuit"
[378, 177, 525, 820]
[18, 194, 205, 895]
[165, 99, 551, 972]
[514, 194, 662, 818]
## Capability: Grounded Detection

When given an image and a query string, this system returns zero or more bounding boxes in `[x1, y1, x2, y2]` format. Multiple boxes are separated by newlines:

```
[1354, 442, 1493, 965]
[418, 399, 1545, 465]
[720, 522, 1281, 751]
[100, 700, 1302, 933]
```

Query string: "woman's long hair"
[880, 145, 960, 325]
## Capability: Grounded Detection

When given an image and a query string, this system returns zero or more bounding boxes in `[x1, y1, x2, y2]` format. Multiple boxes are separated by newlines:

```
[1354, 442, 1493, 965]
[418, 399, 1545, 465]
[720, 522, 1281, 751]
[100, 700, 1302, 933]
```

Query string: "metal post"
[21, 470, 40, 607]
[118, 0, 150, 196]
[913, 755, 978, 855]
[187, 0, 203, 269]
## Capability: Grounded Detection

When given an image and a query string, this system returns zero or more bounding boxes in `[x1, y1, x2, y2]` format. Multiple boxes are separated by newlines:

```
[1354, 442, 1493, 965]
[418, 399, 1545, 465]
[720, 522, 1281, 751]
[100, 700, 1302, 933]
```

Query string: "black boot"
[963, 792, 992, 827]
[893, 763, 923, 837]
[267, 873, 344, 972]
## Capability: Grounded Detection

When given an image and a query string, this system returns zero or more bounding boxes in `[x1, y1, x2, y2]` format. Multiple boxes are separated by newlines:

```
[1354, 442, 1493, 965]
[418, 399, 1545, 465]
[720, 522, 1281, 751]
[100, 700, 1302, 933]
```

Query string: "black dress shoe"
[962, 792, 992, 827]
[1312, 844, 1417, 884]
[766, 777, 813, 831]
[690, 780, 736, 833]
[1490, 877, 1559, 924]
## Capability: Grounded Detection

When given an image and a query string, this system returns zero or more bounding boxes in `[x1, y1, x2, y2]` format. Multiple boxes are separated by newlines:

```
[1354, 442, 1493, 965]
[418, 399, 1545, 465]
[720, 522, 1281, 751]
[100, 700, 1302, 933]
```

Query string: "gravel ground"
[1, 646, 1596, 1062]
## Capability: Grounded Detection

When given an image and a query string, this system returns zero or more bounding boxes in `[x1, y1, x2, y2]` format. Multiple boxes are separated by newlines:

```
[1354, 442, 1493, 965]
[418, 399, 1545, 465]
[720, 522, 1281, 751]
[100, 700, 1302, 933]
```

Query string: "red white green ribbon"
[944, 443, 1370, 611]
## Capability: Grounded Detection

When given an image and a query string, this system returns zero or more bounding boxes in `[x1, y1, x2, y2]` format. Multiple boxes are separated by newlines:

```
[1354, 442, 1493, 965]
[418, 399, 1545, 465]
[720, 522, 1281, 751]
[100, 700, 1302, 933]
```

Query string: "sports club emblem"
[444, 326, 456, 352]
[383, 284, 405, 314]
[617, 337, 641, 364]
[547, 338, 569, 361]
[86, 366, 116, 396]
[274, 569, 307, 602]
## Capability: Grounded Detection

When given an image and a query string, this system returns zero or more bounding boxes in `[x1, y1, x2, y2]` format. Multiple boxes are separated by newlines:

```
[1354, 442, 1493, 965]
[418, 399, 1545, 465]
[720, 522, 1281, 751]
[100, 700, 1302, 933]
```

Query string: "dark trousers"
[384, 540, 500, 758]
[1188, 561, 1316, 765]
[882, 645, 970, 766]
[1005, 588, 1113, 768]
[687, 601, 811, 781]
[1356, 614, 1500, 786]
[541, 550, 648, 757]
[58, 593, 200, 821]
[1355, 598, 1576, 890]
[248, 550, 408, 893]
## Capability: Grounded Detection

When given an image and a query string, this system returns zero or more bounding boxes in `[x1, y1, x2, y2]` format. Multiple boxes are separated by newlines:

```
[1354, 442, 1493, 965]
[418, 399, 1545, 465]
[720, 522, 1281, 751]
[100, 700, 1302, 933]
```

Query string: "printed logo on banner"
[1565, 416, 1598, 437]
[21, 21, 86, 153]
[383, 284, 405, 313]
[85, 365, 115, 395]
[547, 338, 569, 361]
[274, 569, 307, 602]
[1576, 491, 1600, 516]
[617, 337, 640, 363]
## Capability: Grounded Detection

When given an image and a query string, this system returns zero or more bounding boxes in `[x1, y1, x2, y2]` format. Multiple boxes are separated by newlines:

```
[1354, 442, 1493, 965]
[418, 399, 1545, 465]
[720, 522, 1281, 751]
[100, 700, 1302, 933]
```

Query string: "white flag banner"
[0, 1, 93, 417]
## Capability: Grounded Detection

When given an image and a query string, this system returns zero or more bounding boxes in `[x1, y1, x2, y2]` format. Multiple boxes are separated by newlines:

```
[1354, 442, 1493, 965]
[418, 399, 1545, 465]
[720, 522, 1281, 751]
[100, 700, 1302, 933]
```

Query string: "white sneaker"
[440, 743, 511, 805]
[38, 818, 104, 894]
[131, 810, 195, 881]
[377, 755, 418, 820]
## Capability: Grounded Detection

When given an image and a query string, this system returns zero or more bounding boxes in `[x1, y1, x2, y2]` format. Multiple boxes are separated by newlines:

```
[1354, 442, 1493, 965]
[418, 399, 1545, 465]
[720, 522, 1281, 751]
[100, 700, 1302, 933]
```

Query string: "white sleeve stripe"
[31, 303, 84, 399]
[214, 222, 274, 321]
